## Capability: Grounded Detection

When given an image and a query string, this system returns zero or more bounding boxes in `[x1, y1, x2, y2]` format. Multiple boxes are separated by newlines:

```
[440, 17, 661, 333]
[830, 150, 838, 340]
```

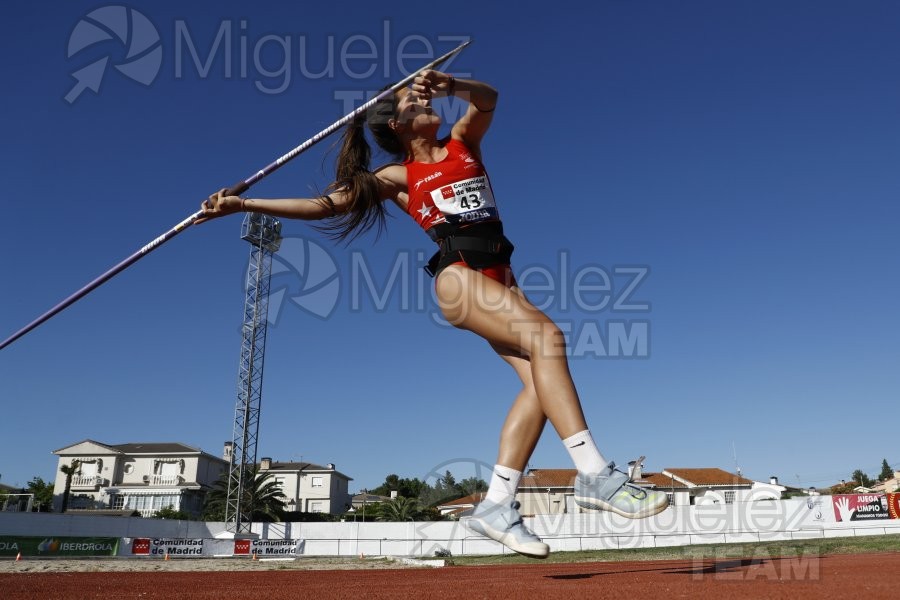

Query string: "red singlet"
[403, 138, 500, 231]
[404, 139, 514, 286]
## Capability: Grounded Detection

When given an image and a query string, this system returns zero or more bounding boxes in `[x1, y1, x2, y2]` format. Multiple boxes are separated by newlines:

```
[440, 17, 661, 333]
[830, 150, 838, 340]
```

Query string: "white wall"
[0, 512, 225, 538]
[4, 497, 899, 558]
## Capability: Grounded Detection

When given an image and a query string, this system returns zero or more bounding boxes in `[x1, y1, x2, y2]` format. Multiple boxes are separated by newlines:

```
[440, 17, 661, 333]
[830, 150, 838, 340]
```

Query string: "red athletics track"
[2, 552, 899, 599]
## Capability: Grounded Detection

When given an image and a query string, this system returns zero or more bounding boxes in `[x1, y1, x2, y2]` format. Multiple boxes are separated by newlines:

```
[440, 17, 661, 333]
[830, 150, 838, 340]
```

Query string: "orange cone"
[252, 552, 257, 561]
[164, 552, 170, 561]
[15, 552, 22, 562]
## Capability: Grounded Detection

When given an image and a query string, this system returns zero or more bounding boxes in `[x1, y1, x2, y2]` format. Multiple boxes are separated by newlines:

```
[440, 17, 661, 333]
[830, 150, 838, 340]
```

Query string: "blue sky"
[1, 1, 898, 494]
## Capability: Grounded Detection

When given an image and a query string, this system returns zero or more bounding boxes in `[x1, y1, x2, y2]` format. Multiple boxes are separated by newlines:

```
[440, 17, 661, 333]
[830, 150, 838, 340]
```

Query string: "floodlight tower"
[225, 212, 282, 534]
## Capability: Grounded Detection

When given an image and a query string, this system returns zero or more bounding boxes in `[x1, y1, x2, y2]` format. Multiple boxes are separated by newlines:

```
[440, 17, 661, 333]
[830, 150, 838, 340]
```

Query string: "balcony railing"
[148, 475, 182, 486]
[71, 475, 102, 488]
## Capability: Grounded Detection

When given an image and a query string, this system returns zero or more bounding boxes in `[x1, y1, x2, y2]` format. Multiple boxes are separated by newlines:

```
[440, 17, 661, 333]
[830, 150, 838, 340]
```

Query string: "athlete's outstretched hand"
[197, 188, 242, 224]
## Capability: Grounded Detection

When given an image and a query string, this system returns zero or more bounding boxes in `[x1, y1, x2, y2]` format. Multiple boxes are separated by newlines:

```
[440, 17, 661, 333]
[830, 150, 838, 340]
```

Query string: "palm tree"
[202, 466, 286, 523]
[59, 460, 81, 513]
[377, 496, 422, 522]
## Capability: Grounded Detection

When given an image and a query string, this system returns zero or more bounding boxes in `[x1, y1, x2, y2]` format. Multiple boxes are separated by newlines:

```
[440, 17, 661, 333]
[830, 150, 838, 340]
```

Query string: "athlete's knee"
[537, 322, 568, 358]
[509, 319, 567, 359]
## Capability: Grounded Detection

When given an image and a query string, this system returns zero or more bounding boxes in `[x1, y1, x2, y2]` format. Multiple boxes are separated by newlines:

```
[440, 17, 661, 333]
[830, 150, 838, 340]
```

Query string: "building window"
[154, 461, 179, 477]
[310, 501, 324, 513]
[311, 476, 323, 487]
[124, 494, 181, 515]
[69, 494, 95, 509]
[724, 491, 736, 504]
[112, 495, 125, 510]
[666, 493, 674, 506]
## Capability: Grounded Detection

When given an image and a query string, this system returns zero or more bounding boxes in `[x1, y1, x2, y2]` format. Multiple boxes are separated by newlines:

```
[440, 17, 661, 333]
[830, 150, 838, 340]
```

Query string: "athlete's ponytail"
[319, 91, 403, 242]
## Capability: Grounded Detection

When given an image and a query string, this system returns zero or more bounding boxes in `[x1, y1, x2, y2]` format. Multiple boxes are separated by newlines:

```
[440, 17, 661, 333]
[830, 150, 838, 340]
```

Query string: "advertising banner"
[0, 536, 119, 557]
[122, 537, 303, 557]
[233, 538, 252, 556]
[127, 537, 206, 557]
[888, 494, 900, 519]
[832, 494, 890, 522]
[248, 538, 303, 557]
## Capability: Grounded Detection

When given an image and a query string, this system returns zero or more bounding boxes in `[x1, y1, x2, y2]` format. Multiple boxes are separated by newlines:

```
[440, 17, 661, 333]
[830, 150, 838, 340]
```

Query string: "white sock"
[485, 465, 522, 505]
[563, 430, 607, 475]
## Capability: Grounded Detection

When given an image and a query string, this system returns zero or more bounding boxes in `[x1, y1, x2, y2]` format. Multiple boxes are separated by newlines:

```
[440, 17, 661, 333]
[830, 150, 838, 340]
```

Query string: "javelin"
[1, 40, 471, 351]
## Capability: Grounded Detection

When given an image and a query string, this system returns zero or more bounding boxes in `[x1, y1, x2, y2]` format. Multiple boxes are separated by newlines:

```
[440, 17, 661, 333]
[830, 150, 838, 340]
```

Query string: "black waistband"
[426, 220, 504, 243]
[423, 221, 513, 277]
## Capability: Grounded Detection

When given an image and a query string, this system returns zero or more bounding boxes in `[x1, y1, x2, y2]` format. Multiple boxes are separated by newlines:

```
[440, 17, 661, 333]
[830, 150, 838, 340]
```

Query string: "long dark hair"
[316, 90, 404, 241]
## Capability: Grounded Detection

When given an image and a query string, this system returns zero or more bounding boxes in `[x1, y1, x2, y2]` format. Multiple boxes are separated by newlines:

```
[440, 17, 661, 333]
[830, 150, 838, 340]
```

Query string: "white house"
[258, 456, 352, 515]
[873, 471, 900, 494]
[52, 440, 227, 518]
[350, 491, 392, 510]
[645, 468, 786, 506]
[52, 440, 354, 519]
[436, 492, 485, 519]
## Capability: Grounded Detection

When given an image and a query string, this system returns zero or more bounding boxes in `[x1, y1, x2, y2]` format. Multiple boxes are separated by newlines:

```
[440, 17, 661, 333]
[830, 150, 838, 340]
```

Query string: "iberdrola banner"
[0, 536, 119, 557]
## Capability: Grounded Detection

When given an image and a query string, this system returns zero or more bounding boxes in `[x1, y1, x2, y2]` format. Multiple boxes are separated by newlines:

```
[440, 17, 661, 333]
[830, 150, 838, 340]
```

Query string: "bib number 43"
[459, 194, 482, 209]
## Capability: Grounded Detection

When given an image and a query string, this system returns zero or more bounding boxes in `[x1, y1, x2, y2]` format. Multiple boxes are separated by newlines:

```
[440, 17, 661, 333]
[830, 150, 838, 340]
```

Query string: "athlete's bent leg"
[435, 265, 587, 438]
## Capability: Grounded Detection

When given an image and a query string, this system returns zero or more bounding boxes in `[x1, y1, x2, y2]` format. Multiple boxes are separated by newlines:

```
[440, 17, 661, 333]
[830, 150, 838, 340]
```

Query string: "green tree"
[377, 496, 422, 521]
[202, 467, 286, 522]
[440, 471, 456, 490]
[456, 476, 488, 496]
[371, 471, 488, 514]
[830, 481, 857, 495]
[369, 474, 401, 498]
[850, 469, 873, 488]
[26, 477, 54, 512]
[346, 500, 382, 521]
[59, 460, 81, 513]
[152, 505, 192, 520]
[879, 459, 893, 482]
[370, 474, 428, 500]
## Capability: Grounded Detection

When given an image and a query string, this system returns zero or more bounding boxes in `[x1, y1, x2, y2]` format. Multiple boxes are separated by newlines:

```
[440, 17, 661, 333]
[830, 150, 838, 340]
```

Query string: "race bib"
[430, 175, 499, 225]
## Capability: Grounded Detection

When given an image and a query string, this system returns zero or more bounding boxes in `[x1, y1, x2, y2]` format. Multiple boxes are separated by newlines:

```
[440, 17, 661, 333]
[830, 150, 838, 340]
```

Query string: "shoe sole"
[467, 518, 549, 559]
[573, 496, 670, 519]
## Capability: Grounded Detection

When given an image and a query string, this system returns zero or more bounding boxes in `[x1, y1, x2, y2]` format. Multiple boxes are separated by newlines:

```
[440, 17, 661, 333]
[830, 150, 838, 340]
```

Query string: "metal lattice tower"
[225, 212, 282, 534]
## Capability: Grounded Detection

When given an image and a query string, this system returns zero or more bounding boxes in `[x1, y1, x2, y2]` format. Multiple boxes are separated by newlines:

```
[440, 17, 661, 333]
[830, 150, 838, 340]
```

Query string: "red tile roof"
[521, 469, 578, 488]
[518, 467, 753, 490]
[438, 492, 486, 507]
[665, 468, 753, 486]
[446, 467, 753, 497]
[641, 473, 690, 489]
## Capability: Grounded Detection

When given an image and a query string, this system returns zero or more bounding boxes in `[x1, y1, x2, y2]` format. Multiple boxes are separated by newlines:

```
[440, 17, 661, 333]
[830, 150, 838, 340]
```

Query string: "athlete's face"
[393, 88, 441, 132]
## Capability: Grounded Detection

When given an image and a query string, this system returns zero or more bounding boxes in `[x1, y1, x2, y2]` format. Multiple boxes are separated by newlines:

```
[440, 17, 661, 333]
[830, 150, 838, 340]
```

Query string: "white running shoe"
[466, 499, 549, 559]
[575, 461, 669, 519]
